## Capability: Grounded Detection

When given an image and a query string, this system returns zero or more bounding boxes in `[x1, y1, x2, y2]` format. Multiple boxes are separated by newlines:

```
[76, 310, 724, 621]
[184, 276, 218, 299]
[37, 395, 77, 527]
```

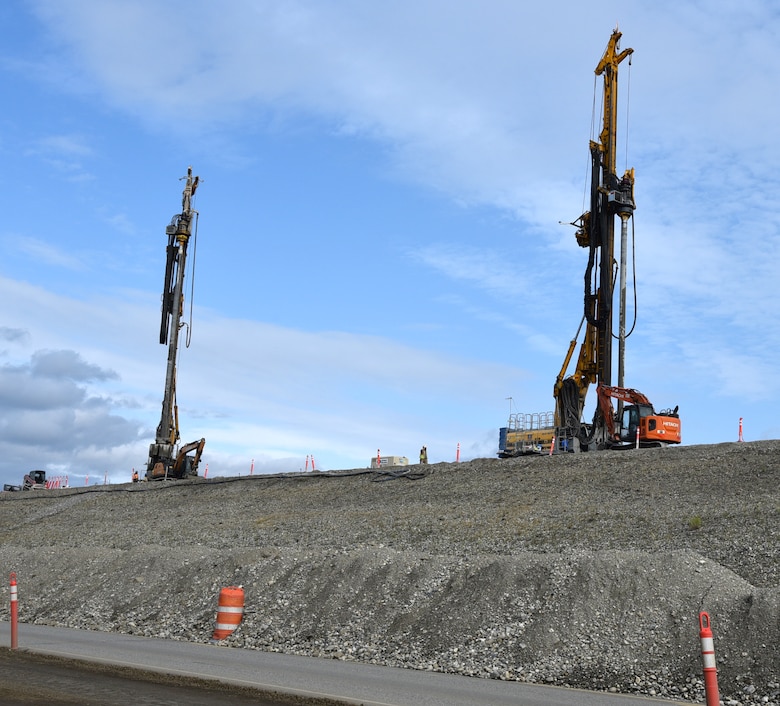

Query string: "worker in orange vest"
[132, 469, 139, 483]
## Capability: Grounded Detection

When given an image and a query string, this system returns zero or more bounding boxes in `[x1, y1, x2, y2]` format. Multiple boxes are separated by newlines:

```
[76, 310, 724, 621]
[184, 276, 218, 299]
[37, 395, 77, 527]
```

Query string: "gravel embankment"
[0, 440, 778, 705]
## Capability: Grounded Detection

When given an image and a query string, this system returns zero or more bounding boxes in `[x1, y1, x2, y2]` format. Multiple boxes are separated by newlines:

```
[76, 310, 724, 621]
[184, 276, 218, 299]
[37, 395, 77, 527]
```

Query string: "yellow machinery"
[498, 412, 556, 457]
[146, 168, 206, 480]
[499, 29, 680, 456]
[554, 28, 635, 451]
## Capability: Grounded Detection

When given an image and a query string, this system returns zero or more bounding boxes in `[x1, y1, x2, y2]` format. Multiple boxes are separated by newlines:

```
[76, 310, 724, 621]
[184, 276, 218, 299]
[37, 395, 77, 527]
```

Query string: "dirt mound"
[0, 440, 778, 704]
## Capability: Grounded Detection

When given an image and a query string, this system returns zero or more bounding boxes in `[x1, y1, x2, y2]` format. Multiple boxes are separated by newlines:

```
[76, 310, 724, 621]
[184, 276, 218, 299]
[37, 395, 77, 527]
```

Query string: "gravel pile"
[0, 440, 777, 704]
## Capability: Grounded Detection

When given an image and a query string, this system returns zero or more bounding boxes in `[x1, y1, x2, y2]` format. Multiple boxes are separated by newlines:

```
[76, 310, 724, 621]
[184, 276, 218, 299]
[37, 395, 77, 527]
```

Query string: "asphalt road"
[0, 649, 295, 706]
[0, 622, 690, 706]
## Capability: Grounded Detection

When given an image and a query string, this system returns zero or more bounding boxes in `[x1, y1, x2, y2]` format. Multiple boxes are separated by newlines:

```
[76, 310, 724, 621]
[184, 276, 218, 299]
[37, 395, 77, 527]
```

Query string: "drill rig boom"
[146, 168, 205, 480]
[550, 29, 680, 452]
[553, 29, 635, 450]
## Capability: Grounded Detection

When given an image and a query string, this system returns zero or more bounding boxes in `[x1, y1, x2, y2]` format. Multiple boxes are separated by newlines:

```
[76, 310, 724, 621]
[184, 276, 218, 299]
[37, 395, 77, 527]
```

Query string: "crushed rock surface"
[0, 440, 778, 705]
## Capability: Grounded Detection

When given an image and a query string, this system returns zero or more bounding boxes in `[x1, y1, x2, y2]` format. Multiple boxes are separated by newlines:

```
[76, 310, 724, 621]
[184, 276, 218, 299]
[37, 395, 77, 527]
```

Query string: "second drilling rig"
[146, 167, 206, 480]
[499, 29, 681, 456]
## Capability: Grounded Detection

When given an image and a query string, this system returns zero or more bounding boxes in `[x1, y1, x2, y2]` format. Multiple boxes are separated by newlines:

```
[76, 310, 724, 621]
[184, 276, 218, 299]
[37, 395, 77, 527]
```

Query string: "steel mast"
[590, 27, 634, 390]
[147, 167, 200, 479]
[555, 28, 635, 447]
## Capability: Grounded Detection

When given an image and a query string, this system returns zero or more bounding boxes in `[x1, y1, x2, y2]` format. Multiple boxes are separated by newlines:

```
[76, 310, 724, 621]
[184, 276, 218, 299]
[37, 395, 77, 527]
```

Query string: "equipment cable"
[582, 74, 599, 215]
[185, 211, 199, 349]
[9, 465, 434, 497]
[611, 56, 638, 342]
[625, 57, 638, 339]
[626, 217, 638, 337]
[624, 55, 632, 174]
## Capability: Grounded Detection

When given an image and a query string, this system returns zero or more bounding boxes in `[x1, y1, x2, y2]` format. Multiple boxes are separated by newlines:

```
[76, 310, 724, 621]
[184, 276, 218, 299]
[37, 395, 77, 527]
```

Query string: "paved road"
[0, 622, 689, 705]
[0, 648, 287, 706]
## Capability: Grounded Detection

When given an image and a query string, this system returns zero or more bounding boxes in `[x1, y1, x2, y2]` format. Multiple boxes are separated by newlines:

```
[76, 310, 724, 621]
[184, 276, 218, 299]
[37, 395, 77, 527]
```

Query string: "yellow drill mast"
[554, 28, 635, 444]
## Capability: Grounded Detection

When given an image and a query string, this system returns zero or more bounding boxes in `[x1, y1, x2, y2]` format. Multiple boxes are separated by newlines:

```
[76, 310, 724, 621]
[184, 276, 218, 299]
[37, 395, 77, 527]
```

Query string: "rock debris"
[0, 440, 778, 704]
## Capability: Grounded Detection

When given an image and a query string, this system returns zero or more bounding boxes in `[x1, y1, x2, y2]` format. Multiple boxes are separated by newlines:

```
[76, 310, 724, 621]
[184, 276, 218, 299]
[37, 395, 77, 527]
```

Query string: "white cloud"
[10, 236, 86, 270]
[6, 0, 780, 481]
[24, 2, 602, 210]
[24, 133, 96, 181]
[0, 274, 522, 482]
[34, 133, 94, 157]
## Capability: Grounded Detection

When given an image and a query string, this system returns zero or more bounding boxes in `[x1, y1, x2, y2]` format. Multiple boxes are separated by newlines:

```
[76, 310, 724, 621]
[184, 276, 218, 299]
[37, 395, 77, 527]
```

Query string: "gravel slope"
[0, 440, 777, 705]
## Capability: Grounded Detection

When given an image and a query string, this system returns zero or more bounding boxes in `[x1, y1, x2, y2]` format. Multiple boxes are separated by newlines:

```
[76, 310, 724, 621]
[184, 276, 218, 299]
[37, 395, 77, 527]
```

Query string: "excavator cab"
[619, 404, 654, 443]
[616, 401, 681, 446]
[23, 470, 47, 490]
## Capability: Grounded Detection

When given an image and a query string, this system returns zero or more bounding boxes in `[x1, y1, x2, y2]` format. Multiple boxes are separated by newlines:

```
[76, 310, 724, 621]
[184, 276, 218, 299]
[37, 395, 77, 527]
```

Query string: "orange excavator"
[595, 384, 680, 448]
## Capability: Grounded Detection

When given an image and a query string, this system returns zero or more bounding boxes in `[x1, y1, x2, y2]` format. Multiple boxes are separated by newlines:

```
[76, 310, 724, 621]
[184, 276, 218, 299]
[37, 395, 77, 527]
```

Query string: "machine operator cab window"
[620, 404, 654, 442]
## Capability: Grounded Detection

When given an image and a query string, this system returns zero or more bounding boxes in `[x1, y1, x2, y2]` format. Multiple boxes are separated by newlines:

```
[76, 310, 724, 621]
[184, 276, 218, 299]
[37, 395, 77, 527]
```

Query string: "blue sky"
[1, 1, 779, 485]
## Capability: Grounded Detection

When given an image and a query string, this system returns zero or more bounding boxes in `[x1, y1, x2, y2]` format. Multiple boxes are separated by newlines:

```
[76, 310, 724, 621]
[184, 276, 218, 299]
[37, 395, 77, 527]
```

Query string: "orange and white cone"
[211, 586, 244, 641]
[699, 611, 720, 706]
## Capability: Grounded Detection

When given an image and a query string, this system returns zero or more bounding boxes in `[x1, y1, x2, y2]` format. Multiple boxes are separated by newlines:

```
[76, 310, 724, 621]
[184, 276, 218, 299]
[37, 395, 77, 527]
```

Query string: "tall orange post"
[10, 572, 18, 649]
[699, 611, 720, 706]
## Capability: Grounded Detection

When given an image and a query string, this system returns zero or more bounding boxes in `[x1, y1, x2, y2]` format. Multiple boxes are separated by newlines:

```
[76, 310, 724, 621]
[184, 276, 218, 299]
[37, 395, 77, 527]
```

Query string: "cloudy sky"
[1, 1, 778, 485]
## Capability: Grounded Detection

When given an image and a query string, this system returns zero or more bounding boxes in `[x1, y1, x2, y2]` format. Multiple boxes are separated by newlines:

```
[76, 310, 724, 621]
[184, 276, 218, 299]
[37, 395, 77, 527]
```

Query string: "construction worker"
[132, 469, 139, 483]
[419, 446, 428, 464]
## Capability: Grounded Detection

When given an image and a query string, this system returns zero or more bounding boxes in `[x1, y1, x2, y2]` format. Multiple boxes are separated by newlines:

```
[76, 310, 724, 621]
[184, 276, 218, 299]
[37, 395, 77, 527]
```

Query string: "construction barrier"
[211, 586, 244, 641]
[10, 572, 17, 649]
[699, 611, 720, 706]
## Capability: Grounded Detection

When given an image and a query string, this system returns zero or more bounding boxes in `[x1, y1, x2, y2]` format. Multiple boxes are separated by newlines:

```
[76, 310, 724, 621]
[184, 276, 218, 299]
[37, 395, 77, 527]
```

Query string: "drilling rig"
[146, 167, 206, 480]
[499, 29, 680, 456]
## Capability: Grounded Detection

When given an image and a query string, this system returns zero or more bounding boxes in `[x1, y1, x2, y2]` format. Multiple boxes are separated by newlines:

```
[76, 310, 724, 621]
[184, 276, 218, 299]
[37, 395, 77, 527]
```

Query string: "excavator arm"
[597, 384, 652, 407]
[596, 384, 652, 441]
[172, 438, 206, 478]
